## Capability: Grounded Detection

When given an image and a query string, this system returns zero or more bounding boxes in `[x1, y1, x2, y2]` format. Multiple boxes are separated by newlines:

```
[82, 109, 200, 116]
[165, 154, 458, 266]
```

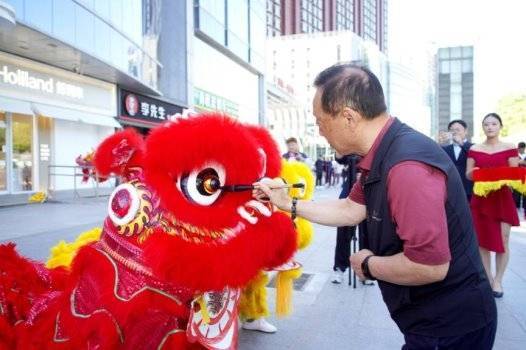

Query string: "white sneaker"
[331, 269, 344, 284]
[242, 318, 277, 333]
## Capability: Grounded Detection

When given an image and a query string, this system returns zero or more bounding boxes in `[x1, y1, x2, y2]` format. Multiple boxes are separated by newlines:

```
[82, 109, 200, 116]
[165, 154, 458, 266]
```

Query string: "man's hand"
[350, 249, 375, 281]
[252, 178, 292, 211]
[437, 131, 451, 145]
[452, 133, 464, 145]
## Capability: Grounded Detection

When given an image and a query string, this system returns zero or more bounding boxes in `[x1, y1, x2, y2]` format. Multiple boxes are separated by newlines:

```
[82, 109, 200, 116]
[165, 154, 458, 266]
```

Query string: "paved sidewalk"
[238, 187, 526, 349]
[1, 188, 525, 349]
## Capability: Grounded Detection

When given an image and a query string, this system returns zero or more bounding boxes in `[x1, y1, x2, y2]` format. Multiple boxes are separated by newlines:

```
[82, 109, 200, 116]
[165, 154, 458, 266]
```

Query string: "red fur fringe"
[93, 128, 145, 177]
[144, 212, 297, 291]
[473, 167, 526, 182]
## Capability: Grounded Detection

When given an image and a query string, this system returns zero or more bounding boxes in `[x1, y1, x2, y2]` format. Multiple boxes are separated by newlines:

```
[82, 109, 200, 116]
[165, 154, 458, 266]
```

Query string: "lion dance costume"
[0, 114, 300, 349]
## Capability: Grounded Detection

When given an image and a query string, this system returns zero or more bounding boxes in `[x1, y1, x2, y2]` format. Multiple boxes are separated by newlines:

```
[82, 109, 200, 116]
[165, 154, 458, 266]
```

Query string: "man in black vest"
[441, 119, 473, 200]
[253, 63, 497, 349]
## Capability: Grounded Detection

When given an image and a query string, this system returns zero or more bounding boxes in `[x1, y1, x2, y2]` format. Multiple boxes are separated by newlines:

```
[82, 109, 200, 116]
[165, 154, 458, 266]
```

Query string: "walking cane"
[350, 224, 358, 288]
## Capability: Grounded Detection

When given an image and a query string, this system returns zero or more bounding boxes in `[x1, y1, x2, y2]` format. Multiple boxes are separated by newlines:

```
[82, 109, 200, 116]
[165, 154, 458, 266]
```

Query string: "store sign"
[193, 88, 239, 117]
[0, 54, 115, 114]
[0, 65, 84, 99]
[120, 89, 183, 124]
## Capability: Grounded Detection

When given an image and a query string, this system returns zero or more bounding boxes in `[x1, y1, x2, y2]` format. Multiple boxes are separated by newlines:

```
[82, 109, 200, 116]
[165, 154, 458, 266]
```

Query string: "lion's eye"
[178, 164, 225, 206]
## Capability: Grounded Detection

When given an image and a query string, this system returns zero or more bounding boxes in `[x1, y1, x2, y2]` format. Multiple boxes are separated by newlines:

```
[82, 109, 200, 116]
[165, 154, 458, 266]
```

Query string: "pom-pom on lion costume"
[0, 113, 299, 349]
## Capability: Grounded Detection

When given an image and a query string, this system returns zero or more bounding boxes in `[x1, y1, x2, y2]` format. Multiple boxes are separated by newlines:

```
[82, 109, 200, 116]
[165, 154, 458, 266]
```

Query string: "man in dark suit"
[442, 119, 473, 200]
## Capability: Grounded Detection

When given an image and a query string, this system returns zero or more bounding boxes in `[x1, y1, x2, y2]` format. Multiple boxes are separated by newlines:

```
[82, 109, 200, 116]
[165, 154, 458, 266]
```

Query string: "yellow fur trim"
[239, 272, 270, 320]
[197, 295, 211, 324]
[275, 268, 302, 318]
[46, 227, 102, 269]
[280, 161, 315, 200]
[473, 180, 526, 197]
[295, 218, 313, 250]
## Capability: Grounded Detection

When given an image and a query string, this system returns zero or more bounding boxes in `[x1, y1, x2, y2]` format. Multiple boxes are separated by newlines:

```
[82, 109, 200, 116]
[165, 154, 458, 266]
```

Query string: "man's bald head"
[313, 63, 387, 119]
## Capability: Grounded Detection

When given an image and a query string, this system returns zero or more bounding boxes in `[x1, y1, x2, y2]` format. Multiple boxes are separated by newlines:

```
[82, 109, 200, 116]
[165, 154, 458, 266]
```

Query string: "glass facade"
[363, 0, 377, 42]
[5, 0, 159, 90]
[0, 113, 6, 191]
[336, 0, 354, 31]
[11, 114, 33, 192]
[437, 46, 474, 131]
[0, 112, 34, 193]
[228, 0, 249, 61]
[382, 0, 388, 50]
[266, 0, 281, 36]
[195, 0, 266, 72]
[300, 0, 323, 34]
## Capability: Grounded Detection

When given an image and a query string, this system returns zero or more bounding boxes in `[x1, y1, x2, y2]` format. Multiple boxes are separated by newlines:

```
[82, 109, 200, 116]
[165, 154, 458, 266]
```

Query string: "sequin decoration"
[111, 189, 132, 219]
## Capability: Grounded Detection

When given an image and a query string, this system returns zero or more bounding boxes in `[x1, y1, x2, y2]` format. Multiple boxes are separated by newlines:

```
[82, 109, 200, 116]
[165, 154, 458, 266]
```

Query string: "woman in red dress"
[466, 113, 520, 298]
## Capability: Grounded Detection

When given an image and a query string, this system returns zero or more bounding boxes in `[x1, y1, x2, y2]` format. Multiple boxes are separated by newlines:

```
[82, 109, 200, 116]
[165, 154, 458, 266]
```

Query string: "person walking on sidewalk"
[253, 63, 497, 349]
[315, 157, 324, 187]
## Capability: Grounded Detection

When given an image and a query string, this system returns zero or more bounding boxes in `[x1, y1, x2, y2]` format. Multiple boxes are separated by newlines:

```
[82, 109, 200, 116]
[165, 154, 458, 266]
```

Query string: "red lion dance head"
[0, 113, 297, 350]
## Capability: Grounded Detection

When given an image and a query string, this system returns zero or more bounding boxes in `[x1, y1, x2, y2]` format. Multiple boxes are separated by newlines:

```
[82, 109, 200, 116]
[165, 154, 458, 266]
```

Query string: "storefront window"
[11, 114, 33, 192]
[0, 113, 6, 191]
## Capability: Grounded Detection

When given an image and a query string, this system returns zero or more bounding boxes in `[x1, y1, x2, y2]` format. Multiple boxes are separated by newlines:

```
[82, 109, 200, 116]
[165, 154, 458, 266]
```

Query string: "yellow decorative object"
[239, 272, 270, 320]
[295, 217, 314, 250]
[28, 191, 47, 203]
[116, 180, 157, 237]
[473, 180, 526, 197]
[280, 160, 315, 200]
[235, 161, 316, 321]
[46, 228, 102, 269]
[196, 295, 211, 324]
[275, 268, 302, 318]
[279, 160, 315, 251]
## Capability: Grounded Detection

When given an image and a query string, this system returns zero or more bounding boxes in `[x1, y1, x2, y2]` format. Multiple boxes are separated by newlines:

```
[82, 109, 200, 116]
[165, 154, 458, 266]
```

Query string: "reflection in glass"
[122, 0, 143, 45]
[25, 0, 53, 33]
[94, 0, 110, 19]
[126, 40, 142, 79]
[75, 4, 95, 54]
[94, 17, 111, 62]
[250, 4, 266, 70]
[198, 0, 226, 44]
[227, 0, 249, 60]
[462, 59, 472, 73]
[11, 114, 33, 192]
[53, 0, 75, 43]
[110, 0, 123, 31]
[6, 0, 24, 18]
[0, 113, 6, 191]
[12, 0, 158, 91]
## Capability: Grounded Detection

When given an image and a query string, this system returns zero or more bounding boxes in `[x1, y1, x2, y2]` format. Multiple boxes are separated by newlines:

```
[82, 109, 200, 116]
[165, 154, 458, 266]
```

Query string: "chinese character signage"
[193, 88, 239, 117]
[119, 89, 183, 125]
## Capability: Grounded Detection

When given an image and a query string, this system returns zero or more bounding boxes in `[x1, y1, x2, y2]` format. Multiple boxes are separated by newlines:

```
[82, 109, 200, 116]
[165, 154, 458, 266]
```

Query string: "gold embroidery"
[157, 329, 185, 350]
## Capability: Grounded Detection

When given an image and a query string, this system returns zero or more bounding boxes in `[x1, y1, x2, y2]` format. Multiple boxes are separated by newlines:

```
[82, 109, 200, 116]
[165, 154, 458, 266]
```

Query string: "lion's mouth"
[162, 215, 247, 244]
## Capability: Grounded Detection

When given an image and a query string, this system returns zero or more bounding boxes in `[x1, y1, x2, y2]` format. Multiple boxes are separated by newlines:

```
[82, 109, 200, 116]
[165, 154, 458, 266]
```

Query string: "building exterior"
[191, 0, 267, 125]
[265, 0, 388, 158]
[267, 0, 388, 53]
[266, 30, 388, 158]
[387, 48, 436, 136]
[436, 46, 474, 136]
[0, 0, 189, 205]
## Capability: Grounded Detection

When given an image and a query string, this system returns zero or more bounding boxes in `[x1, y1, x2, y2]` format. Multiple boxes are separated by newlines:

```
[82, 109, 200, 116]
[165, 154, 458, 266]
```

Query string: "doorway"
[0, 112, 35, 194]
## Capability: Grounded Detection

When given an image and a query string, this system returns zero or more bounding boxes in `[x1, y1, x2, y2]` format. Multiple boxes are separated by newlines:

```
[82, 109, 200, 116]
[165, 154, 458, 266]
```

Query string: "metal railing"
[47, 165, 115, 199]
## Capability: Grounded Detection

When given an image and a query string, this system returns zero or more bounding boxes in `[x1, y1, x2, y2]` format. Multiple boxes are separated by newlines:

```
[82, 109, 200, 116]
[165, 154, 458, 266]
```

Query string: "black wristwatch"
[290, 197, 298, 221]
[361, 255, 377, 281]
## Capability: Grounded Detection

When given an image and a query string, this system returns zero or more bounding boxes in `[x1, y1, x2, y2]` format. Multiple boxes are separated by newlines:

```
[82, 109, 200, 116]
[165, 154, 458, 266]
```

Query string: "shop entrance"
[0, 112, 35, 194]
